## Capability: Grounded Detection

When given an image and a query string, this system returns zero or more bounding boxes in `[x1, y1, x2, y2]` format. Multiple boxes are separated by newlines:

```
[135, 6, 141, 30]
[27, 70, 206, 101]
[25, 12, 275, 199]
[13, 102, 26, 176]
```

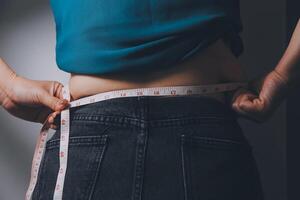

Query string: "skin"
[0, 19, 299, 127]
[0, 37, 247, 130]
[232, 18, 300, 122]
[68, 38, 246, 101]
[0, 58, 69, 129]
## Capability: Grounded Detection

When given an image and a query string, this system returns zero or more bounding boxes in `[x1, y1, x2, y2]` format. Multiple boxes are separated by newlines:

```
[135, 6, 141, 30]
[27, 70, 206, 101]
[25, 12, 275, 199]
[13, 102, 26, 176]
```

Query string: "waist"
[68, 39, 246, 104]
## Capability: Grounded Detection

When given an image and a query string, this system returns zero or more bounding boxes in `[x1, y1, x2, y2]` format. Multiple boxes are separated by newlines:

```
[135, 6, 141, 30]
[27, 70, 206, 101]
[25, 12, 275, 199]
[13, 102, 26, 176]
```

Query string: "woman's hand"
[231, 70, 290, 123]
[0, 75, 69, 127]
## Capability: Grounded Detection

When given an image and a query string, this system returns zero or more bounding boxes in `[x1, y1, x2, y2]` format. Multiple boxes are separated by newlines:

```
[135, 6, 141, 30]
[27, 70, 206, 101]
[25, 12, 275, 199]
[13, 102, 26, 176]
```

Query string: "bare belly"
[69, 38, 247, 103]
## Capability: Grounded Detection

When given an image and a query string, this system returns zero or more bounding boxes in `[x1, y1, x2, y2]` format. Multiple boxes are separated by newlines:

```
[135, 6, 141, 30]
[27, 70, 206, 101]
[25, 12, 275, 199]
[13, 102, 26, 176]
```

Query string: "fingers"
[50, 124, 58, 130]
[37, 81, 70, 111]
[46, 111, 60, 130]
[52, 81, 65, 99]
[38, 91, 70, 111]
[231, 88, 270, 123]
[232, 92, 255, 117]
[235, 93, 258, 112]
[231, 88, 255, 109]
[47, 111, 60, 124]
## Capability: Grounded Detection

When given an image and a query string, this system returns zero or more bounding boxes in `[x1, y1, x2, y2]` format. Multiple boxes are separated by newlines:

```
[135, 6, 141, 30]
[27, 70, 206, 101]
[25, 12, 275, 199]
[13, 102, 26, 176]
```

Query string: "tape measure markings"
[25, 82, 247, 200]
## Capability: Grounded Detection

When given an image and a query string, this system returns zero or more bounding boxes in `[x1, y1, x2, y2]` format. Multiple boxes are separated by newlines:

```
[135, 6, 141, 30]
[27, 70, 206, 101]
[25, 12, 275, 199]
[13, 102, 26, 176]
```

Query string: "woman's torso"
[69, 38, 246, 103]
[50, 0, 245, 103]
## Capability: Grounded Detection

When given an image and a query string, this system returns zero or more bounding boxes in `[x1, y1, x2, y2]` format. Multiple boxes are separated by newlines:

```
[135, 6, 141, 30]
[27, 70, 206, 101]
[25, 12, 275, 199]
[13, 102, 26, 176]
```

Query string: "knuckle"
[2, 98, 11, 110]
[231, 103, 239, 110]
[53, 81, 64, 97]
[53, 81, 62, 88]
[34, 91, 43, 104]
[8, 88, 19, 102]
[9, 93, 18, 102]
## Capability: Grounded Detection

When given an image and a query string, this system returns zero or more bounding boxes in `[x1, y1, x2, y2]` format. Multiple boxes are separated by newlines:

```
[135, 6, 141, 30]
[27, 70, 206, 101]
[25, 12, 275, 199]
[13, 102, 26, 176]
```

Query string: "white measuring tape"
[25, 82, 247, 200]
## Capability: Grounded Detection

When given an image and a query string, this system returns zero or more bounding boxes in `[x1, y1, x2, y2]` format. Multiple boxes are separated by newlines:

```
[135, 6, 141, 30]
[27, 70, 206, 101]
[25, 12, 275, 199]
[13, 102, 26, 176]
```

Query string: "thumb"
[38, 91, 69, 111]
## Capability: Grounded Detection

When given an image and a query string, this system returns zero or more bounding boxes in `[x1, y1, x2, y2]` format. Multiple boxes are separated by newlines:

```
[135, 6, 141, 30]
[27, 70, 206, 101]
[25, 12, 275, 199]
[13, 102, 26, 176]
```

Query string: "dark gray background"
[286, 0, 300, 199]
[0, 0, 287, 199]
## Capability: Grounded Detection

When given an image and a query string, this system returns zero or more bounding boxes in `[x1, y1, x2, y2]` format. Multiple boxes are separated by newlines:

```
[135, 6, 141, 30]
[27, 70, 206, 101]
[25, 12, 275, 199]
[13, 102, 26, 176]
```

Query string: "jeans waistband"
[53, 95, 236, 127]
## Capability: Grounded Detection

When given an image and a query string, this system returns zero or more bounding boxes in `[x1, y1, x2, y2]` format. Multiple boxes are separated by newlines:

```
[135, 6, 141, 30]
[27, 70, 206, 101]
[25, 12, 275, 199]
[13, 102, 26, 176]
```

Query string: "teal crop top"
[50, 0, 243, 75]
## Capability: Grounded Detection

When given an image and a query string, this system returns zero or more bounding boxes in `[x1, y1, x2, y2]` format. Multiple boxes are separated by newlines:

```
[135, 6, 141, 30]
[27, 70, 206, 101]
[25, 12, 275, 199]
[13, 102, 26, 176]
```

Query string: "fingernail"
[48, 117, 54, 123]
[58, 100, 69, 107]
[58, 100, 64, 105]
[61, 99, 69, 104]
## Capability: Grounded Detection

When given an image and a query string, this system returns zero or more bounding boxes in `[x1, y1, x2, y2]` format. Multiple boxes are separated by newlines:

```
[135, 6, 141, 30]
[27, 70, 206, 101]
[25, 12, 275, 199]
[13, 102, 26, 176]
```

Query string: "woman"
[0, 1, 297, 199]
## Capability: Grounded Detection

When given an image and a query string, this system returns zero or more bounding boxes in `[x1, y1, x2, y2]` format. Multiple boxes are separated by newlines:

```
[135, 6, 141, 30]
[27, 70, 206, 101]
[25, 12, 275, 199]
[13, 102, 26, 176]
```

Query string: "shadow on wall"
[238, 0, 286, 200]
[1, 0, 45, 19]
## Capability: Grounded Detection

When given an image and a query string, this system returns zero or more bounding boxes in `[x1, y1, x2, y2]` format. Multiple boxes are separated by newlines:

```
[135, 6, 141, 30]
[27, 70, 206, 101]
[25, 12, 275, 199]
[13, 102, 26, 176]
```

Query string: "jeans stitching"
[46, 128, 111, 149]
[69, 114, 229, 128]
[88, 135, 109, 200]
[35, 146, 57, 200]
[131, 97, 148, 200]
[72, 114, 226, 122]
[182, 135, 252, 151]
[186, 135, 245, 145]
[131, 130, 148, 200]
[180, 135, 188, 200]
[33, 148, 47, 200]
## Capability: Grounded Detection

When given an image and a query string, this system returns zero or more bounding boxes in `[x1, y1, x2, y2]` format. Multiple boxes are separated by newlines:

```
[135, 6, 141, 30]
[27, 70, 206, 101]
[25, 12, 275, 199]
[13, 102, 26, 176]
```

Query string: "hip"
[37, 95, 264, 200]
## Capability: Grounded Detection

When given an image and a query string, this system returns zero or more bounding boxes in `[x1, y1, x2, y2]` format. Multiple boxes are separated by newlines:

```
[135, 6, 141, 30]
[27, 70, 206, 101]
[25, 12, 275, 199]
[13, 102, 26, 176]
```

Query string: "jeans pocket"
[32, 134, 109, 200]
[180, 128, 263, 200]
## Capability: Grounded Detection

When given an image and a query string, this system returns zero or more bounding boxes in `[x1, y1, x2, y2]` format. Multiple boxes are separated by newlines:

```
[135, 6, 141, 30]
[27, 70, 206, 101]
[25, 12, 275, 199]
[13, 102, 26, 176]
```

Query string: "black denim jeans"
[32, 95, 264, 200]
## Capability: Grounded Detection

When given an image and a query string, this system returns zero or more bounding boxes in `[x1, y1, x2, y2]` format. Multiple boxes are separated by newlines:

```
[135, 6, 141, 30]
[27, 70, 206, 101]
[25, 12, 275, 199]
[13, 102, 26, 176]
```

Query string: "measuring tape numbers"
[25, 82, 247, 200]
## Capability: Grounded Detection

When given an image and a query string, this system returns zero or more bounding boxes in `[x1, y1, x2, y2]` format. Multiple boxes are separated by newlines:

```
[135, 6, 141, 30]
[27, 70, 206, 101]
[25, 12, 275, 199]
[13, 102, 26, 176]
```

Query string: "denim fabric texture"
[32, 95, 264, 200]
